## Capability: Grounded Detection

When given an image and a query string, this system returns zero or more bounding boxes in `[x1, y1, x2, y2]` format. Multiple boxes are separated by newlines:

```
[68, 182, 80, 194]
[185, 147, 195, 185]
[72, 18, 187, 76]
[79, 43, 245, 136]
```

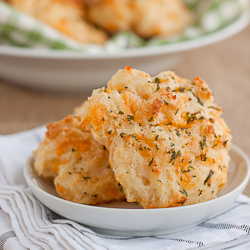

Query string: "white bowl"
[24, 144, 250, 236]
[0, 10, 249, 93]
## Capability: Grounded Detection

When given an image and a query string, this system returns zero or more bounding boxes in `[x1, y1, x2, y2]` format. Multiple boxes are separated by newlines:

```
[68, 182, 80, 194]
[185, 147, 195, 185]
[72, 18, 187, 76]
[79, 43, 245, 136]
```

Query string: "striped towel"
[0, 126, 250, 250]
[0, 0, 248, 51]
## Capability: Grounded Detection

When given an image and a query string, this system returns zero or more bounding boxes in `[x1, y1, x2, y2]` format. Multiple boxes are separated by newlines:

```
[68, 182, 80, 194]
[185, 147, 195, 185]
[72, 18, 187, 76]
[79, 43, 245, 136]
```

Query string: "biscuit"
[80, 66, 232, 208]
[87, 0, 193, 38]
[6, 0, 107, 44]
[34, 114, 125, 205]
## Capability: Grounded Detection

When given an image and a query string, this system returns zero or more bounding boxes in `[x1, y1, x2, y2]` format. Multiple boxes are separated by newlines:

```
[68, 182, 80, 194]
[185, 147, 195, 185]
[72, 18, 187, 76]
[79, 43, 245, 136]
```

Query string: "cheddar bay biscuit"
[34, 114, 125, 205]
[86, 0, 193, 38]
[80, 66, 232, 208]
[6, 0, 107, 44]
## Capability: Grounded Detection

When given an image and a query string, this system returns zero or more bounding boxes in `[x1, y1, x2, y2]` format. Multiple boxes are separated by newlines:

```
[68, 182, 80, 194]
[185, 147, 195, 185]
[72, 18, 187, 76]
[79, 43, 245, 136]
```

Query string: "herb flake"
[180, 189, 188, 197]
[148, 158, 154, 166]
[204, 170, 214, 186]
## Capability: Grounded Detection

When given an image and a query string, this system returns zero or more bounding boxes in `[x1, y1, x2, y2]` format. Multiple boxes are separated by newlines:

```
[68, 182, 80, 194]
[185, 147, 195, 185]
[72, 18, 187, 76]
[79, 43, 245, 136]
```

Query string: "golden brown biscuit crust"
[34, 114, 125, 205]
[81, 66, 232, 208]
[86, 0, 193, 38]
[5, 0, 107, 44]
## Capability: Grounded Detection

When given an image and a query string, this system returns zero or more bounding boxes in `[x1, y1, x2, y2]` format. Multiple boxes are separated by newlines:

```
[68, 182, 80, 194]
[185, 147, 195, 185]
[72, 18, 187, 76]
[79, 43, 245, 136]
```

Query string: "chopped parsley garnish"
[127, 115, 134, 121]
[155, 77, 160, 83]
[164, 100, 169, 105]
[180, 189, 188, 197]
[72, 148, 75, 152]
[148, 117, 154, 122]
[177, 200, 186, 205]
[175, 129, 180, 137]
[200, 135, 207, 150]
[155, 135, 159, 141]
[120, 133, 126, 138]
[156, 83, 160, 91]
[175, 109, 179, 115]
[201, 154, 207, 161]
[118, 183, 123, 192]
[198, 189, 203, 196]
[148, 158, 154, 166]
[118, 111, 124, 115]
[197, 97, 204, 106]
[209, 106, 221, 111]
[106, 164, 110, 169]
[187, 112, 198, 124]
[181, 169, 191, 173]
[68, 172, 71, 175]
[83, 177, 90, 181]
[107, 130, 112, 135]
[223, 140, 228, 148]
[204, 170, 214, 186]
[169, 149, 181, 165]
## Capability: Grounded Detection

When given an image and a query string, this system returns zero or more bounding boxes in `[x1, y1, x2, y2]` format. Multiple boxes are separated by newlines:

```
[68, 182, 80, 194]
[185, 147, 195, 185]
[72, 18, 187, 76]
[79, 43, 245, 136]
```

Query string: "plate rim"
[23, 144, 250, 213]
[1, 10, 250, 60]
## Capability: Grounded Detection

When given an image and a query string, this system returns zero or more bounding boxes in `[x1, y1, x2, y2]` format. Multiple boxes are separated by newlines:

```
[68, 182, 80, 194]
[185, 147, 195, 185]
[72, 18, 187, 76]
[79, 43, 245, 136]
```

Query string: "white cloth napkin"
[0, 127, 250, 250]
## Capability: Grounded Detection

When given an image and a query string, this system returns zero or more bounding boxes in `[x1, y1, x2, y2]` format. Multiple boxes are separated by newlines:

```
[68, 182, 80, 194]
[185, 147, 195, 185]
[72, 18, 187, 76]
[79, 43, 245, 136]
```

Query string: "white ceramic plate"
[24, 144, 250, 236]
[0, 10, 250, 93]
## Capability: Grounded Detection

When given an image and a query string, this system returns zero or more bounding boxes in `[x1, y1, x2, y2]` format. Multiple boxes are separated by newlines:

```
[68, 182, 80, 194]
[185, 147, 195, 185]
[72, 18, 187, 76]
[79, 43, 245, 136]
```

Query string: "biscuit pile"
[5, 0, 193, 44]
[34, 66, 232, 208]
